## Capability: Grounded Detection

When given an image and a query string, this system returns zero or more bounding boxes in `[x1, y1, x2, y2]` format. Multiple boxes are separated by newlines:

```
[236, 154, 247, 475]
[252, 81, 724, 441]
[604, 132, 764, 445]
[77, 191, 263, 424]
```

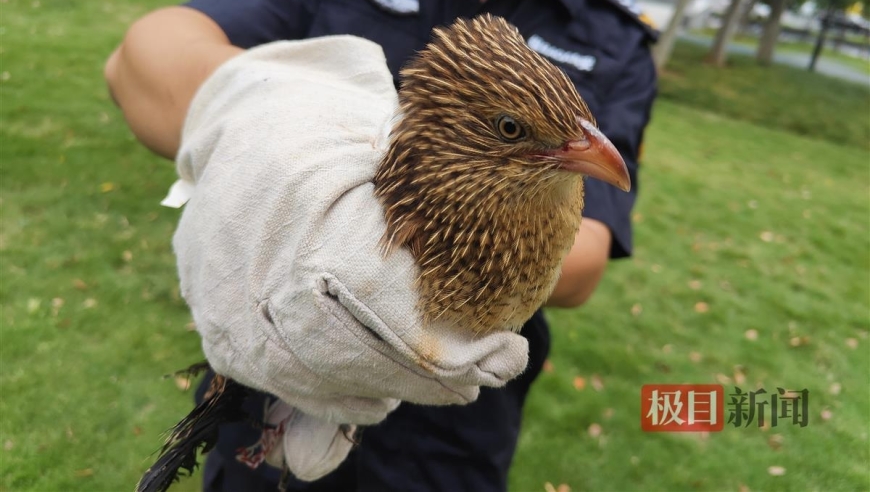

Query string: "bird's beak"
[550, 118, 631, 192]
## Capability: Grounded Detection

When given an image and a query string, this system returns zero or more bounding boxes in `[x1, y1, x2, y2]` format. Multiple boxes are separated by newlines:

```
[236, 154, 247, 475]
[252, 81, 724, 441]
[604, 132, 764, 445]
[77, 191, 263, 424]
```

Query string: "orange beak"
[550, 118, 631, 192]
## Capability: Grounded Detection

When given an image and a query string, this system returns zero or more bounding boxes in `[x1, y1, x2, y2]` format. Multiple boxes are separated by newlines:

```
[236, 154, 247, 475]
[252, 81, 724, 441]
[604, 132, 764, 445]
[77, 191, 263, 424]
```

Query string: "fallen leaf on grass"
[74, 468, 94, 478]
[587, 423, 602, 438]
[133, 426, 143, 436]
[829, 383, 841, 395]
[51, 297, 64, 317]
[573, 376, 586, 391]
[689, 352, 703, 363]
[716, 374, 731, 385]
[27, 298, 40, 314]
[744, 329, 758, 341]
[767, 434, 784, 450]
[100, 182, 116, 193]
[759, 231, 774, 242]
[590, 374, 604, 391]
[4, 440, 13, 451]
[122, 250, 133, 262]
[82, 298, 97, 309]
[688, 280, 702, 290]
[542, 359, 554, 373]
[789, 336, 810, 347]
[820, 409, 833, 421]
[733, 366, 746, 385]
[738, 484, 751, 492]
[767, 466, 786, 476]
[694, 302, 709, 313]
[72, 278, 88, 290]
[631, 303, 642, 316]
[846, 338, 859, 349]
[544, 483, 572, 492]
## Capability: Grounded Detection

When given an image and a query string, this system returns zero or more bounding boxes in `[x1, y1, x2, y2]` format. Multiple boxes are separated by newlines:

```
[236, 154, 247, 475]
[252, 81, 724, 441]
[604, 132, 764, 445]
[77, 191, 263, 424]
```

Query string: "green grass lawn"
[1, 2, 868, 492]
[659, 42, 870, 151]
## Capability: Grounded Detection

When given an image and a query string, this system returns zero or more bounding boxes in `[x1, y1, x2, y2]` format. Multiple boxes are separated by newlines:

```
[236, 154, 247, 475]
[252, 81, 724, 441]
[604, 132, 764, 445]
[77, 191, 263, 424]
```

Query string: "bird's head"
[375, 15, 629, 213]
[374, 15, 631, 331]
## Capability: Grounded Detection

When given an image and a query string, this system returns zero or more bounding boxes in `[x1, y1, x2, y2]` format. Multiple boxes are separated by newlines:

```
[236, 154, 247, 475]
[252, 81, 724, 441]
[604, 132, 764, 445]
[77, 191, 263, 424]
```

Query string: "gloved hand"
[164, 37, 529, 480]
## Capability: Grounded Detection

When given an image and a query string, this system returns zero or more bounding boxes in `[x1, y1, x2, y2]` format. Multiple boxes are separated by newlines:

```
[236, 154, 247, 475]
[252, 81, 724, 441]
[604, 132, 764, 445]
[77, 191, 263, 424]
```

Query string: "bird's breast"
[416, 180, 585, 333]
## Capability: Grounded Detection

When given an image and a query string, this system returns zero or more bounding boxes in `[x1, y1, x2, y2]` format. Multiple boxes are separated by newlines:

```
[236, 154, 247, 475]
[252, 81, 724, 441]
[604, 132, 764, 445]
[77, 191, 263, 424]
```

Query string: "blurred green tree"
[756, 0, 789, 65]
[707, 0, 750, 66]
[653, 0, 693, 70]
[808, 0, 855, 71]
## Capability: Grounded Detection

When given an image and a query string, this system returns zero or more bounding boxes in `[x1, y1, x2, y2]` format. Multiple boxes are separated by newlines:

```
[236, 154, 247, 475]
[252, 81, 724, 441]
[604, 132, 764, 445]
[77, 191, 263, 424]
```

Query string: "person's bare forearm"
[104, 7, 242, 159]
[545, 218, 611, 308]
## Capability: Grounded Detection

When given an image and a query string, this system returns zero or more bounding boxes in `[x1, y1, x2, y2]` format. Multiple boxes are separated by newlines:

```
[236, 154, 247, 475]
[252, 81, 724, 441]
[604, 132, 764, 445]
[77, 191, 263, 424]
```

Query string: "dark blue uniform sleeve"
[183, 0, 316, 48]
[580, 40, 656, 259]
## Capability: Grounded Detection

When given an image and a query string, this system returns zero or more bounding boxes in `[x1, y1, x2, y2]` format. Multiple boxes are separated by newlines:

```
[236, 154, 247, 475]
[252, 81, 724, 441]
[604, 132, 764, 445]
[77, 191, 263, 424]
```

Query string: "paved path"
[680, 33, 870, 86]
[638, 0, 870, 86]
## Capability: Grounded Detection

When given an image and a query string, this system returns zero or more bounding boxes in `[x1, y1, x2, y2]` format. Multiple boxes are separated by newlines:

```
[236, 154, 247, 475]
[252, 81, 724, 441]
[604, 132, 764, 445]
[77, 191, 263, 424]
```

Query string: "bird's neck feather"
[375, 147, 585, 333]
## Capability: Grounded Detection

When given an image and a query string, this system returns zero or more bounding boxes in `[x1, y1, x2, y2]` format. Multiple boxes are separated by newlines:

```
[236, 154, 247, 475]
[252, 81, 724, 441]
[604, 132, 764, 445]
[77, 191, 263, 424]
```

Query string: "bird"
[375, 15, 628, 334]
[138, 14, 628, 492]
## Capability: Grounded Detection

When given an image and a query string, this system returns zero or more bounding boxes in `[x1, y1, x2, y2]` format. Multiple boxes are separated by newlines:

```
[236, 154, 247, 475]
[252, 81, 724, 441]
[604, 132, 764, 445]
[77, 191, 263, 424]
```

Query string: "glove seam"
[314, 283, 474, 404]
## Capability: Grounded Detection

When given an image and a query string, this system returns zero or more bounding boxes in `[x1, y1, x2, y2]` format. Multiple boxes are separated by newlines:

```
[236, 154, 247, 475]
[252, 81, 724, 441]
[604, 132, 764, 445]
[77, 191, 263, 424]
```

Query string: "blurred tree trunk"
[809, 8, 834, 71]
[738, 0, 759, 32]
[652, 0, 693, 70]
[756, 0, 787, 65]
[832, 26, 844, 53]
[708, 0, 747, 66]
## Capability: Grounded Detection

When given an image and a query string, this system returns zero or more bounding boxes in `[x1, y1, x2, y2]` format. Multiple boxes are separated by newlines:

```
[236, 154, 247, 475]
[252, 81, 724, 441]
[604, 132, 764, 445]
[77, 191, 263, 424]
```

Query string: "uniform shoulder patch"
[367, 0, 419, 15]
[527, 34, 596, 72]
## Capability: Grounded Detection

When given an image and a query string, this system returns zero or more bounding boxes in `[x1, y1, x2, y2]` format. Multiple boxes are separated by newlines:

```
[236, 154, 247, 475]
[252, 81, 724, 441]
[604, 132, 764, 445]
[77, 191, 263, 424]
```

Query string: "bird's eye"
[495, 115, 526, 141]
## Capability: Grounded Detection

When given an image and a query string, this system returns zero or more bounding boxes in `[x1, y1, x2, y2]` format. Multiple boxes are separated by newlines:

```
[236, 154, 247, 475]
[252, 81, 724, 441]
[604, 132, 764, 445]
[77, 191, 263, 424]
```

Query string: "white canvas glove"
[166, 38, 529, 479]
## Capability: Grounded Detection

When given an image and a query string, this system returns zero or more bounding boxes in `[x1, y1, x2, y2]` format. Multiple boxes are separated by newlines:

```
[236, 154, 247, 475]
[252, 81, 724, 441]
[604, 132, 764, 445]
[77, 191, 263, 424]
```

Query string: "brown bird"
[139, 14, 628, 492]
[375, 14, 628, 334]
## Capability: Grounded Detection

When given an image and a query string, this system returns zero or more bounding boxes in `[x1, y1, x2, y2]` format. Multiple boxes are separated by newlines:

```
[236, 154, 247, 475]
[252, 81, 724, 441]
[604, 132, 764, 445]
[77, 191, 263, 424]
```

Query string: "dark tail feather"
[136, 362, 249, 492]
